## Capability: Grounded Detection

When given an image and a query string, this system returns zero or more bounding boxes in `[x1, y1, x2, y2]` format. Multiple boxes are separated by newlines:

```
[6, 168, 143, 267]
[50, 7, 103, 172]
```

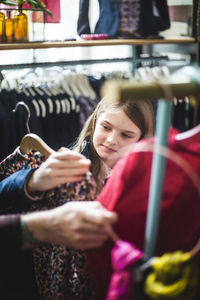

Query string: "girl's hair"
[73, 96, 155, 183]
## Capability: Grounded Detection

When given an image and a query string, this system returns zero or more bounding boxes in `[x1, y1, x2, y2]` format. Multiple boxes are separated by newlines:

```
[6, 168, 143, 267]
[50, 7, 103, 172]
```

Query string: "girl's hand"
[27, 148, 91, 193]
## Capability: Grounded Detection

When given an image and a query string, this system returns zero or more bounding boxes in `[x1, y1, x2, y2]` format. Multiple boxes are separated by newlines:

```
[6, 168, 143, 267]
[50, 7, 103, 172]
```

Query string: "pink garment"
[106, 240, 143, 300]
[86, 125, 200, 300]
[23, 0, 61, 23]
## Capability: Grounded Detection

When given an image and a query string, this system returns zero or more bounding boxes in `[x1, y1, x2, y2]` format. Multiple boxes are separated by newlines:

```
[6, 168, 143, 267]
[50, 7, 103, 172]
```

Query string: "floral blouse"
[0, 147, 97, 300]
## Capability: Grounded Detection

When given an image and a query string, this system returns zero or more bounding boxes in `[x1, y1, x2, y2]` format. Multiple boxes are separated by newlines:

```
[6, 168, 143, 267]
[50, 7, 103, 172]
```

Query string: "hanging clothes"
[143, 250, 200, 300]
[0, 70, 100, 161]
[77, 0, 119, 38]
[86, 125, 200, 300]
[0, 147, 97, 300]
[106, 239, 143, 300]
[106, 242, 200, 300]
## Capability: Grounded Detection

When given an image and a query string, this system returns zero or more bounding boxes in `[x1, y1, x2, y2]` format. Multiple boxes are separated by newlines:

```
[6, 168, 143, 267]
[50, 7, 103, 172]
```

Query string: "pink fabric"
[106, 240, 143, 300]
[86, 125, 200, 300]
[44, 0, 61, 23]
[81, 34, 109, 40]
[22, 0, 61, 23]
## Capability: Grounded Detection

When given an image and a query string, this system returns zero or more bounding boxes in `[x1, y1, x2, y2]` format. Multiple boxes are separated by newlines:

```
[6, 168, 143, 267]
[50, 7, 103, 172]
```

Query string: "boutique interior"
[0, 1, 200, 299]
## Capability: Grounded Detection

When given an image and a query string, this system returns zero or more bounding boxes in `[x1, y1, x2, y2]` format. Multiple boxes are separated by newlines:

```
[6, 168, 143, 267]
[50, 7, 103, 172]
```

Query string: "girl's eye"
[102, 125, 110, 131]
[122, 133, 132, 139]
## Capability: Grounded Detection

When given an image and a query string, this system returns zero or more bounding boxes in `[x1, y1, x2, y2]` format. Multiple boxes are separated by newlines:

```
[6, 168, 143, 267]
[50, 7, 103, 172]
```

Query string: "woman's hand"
[22, 201, 118, 249]
[27, 148, 91, 193]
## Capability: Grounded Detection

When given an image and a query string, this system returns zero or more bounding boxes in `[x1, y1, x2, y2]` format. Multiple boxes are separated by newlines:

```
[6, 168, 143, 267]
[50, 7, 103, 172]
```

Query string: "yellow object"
[14, 5, 28, 42]
[0, 11, 5, 42]
[144, 251, 199, 299]
[5, 10, 14, 43]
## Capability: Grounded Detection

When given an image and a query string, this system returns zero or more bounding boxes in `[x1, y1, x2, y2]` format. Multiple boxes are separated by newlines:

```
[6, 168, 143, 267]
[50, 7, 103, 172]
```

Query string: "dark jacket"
[0, 168, 34, 214]
[0, 169, 39, 300]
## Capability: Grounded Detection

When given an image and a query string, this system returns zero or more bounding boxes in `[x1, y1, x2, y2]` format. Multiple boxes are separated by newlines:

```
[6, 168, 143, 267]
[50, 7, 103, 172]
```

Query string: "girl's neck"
[101, 161, 112, 179]
[96, 161, 112, 194]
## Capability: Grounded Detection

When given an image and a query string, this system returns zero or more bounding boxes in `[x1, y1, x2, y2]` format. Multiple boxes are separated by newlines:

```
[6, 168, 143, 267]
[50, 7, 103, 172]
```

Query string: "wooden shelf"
[0, 37, 196, 50]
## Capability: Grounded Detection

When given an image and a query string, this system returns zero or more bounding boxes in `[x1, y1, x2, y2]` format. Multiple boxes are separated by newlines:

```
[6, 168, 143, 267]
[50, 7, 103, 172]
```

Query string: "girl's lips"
[102, 145, 117, 152]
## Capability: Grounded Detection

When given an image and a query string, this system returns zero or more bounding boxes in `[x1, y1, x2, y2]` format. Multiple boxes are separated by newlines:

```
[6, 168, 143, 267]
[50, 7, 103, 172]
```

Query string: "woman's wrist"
[21, 210, 56, 248]
[20, 214, 42, 248]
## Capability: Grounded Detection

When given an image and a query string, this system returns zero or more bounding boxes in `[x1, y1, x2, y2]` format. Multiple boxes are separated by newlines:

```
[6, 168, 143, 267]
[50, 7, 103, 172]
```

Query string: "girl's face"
[93, 108, 142, 168]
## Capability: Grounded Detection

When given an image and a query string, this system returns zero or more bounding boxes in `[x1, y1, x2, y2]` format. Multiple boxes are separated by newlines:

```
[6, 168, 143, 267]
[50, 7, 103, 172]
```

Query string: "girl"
[0, 96, 155, 299]
[73, 96, 155, 193]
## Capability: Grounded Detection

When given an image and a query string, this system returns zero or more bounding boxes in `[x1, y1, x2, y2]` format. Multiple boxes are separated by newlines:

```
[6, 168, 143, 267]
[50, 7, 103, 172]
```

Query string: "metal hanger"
[13, 101, 54, 157]
[13, 101, 31, 134]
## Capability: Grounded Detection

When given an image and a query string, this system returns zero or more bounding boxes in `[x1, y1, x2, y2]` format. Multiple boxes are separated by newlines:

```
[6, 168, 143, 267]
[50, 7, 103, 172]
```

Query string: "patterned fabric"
[0, 147, 97, 300]
[117, 0, 141, 38]
[0, 147, 46, 179]
[116, 0, 170, 38]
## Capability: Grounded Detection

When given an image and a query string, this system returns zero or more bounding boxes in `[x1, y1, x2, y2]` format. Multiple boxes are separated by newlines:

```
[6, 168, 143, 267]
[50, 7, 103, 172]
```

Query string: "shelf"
[167, 0, 192, 5]
[0, 37, 196, 50]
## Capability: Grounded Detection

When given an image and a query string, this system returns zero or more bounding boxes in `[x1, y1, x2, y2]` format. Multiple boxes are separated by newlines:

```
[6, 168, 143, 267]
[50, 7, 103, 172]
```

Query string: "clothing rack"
[0, 68, 100, 161]
[102, 65, 200, 259]
[0, 55, 169, 72]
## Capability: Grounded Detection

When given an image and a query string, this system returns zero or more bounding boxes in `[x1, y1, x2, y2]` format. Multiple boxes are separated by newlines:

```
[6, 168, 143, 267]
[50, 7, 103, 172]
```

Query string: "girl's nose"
[106, 132, 118, 145]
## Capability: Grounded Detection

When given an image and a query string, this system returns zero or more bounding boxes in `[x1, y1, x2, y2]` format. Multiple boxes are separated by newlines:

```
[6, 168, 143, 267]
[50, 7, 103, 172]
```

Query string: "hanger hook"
[13, 101, 31, 134]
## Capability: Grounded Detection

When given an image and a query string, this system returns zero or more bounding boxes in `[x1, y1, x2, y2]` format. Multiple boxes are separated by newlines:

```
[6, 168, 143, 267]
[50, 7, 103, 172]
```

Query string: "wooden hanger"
[20, 133, 55, 158]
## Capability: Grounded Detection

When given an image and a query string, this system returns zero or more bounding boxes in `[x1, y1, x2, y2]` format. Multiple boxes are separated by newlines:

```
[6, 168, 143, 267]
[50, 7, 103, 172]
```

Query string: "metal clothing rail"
[0, 58, 133, 71]
[0, 55, 169, 71]
[101, 65, 200, 259]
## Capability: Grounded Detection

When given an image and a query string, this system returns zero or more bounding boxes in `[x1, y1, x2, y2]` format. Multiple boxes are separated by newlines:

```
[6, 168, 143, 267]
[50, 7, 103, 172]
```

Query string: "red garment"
[86, 126, 200, 300]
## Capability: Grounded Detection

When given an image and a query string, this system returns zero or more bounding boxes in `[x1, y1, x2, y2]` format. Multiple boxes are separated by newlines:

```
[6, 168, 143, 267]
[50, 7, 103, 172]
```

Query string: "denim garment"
[77, 0, 119, 38]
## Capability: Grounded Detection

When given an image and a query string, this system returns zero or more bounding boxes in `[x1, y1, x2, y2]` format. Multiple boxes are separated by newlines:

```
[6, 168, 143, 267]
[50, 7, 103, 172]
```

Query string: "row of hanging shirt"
[0, 66, 131, 162]
[0, 67, 103, 161]
[1, 62, 198, 162]
[135, 64, 200, 132]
